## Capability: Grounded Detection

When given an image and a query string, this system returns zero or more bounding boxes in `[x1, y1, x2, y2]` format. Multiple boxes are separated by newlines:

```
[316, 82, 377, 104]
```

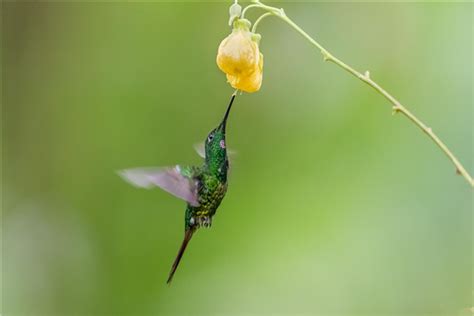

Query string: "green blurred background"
[2, 2, 473, 315]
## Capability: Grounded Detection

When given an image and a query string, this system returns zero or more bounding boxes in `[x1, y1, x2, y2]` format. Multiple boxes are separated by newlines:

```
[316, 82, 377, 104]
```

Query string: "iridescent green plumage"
[186, 173, 227, 224]
[118, 93, 236, 284]
[166, 93, 235, 284]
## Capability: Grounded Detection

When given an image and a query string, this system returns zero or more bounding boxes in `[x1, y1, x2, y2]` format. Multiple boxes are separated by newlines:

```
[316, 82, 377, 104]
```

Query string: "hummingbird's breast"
[197, 174, 227, 216]
[186, 173, 227, 229]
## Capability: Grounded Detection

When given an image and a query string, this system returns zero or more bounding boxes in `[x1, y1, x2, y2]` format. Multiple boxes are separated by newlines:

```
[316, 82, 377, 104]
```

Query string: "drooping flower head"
[217, 19, 264, 93]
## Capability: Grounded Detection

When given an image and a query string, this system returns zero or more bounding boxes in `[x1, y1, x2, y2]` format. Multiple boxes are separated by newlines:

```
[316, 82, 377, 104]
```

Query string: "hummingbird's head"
[205, 92, 236, 176]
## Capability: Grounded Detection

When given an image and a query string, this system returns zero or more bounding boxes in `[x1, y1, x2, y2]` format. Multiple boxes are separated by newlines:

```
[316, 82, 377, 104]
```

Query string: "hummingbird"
[118, 92, 237, 284]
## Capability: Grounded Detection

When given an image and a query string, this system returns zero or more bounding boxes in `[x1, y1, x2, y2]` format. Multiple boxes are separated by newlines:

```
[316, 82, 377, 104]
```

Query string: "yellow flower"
[226, 53, 263, 93]
[217, 19, 264, 93]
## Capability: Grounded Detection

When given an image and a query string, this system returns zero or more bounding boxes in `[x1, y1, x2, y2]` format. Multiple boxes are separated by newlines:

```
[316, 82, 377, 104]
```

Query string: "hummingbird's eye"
[208, 134, 214, 142]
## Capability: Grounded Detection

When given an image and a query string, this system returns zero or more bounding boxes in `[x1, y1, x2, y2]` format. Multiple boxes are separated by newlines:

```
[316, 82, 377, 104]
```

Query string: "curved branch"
[252, 12, 273, 33]
[249, 0, 473, 187]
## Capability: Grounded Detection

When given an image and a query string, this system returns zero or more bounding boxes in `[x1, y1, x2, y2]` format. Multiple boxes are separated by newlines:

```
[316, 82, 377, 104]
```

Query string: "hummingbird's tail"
[167, 228, 195, 284]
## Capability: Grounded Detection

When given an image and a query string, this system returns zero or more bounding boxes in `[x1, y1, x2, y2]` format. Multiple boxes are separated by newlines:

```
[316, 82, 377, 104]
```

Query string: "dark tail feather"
[167, 229, 195, 284]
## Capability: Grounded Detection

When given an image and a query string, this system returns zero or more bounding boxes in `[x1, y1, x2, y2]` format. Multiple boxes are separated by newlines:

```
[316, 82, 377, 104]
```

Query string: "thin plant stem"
[241, 4, 260, 19]
[252, 12, 273, 33]
[248, 0, 473, 187]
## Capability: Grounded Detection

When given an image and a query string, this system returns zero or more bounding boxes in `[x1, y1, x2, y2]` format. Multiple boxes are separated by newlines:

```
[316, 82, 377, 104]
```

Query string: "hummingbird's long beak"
[220, 90, 237, 133]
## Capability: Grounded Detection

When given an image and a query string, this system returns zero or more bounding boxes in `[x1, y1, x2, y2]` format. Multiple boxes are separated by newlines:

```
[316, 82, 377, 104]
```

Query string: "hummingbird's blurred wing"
[193, 142, 237, 159]
[193, 142, 206, 159]
[117, 166, 200, 207]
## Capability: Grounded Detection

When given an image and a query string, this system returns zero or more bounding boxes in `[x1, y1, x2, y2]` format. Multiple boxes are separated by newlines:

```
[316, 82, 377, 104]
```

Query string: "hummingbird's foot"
[191, 216, 212, 228]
